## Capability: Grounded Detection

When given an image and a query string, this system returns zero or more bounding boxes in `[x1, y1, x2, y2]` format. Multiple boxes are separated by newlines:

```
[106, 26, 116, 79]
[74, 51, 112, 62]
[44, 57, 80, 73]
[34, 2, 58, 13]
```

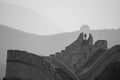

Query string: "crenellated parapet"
[49, 32, 107, 59]
[49, 32, 108, 73]
[95, 40, 107, 50]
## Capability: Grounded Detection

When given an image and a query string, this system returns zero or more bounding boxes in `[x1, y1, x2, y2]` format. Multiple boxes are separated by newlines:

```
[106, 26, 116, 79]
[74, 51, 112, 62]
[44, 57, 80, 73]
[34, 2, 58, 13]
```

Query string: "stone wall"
[95, 40, 107, 50]
[78, 45, 120, 80]
[43, 57, 79, 80]
[5, 50, 61, 80]
[49, 32, 108, 73]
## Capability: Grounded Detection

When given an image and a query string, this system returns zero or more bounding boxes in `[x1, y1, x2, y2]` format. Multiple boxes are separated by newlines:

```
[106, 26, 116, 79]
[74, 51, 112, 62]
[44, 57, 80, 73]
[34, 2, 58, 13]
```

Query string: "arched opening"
[95, 61, 120, 80]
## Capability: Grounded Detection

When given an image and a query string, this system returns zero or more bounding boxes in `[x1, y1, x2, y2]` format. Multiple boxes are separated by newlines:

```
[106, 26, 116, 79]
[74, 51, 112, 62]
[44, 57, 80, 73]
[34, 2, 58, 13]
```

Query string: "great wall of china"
[3, 32, 120, 80]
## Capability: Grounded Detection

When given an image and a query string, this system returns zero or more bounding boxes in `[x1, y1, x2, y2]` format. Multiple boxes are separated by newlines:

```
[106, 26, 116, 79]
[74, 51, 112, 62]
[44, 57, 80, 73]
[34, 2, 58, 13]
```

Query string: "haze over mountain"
[1, 0, 120, 35]
[0, 0, 120, 79]
[0, 1, 62, 35]
[1, 0, 120, 32]
[0, 24, 120, 79]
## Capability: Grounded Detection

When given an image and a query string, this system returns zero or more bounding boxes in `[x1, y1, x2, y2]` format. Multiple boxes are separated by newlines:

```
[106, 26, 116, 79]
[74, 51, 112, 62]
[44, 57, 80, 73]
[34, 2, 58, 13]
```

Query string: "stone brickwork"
[49, 32, 108, 73]
[5, 50, 61, 80]
[95, 40, 107, 50]
[4, 32, 112, 80]
[78, 45, 120, 80]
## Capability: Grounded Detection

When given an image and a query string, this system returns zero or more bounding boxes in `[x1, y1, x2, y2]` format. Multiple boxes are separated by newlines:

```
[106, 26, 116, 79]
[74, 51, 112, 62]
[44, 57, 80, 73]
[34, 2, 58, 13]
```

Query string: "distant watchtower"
[80, 25, 90, 35]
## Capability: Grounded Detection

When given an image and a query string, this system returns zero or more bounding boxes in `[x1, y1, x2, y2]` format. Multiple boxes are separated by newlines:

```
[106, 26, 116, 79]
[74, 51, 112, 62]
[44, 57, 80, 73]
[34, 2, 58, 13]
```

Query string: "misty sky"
[0, 0, 120, 35]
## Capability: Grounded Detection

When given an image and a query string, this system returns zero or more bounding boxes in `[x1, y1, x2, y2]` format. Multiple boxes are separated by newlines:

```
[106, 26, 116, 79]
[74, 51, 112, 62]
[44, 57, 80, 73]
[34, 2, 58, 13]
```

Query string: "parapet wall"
[49, 32, 108, 73]
[49, 33, 107, 60]
[78, 45, 120, 80]
[95, 40, 107, 49]
[7, 50, 46, 68]
[6, 50, 61, 80]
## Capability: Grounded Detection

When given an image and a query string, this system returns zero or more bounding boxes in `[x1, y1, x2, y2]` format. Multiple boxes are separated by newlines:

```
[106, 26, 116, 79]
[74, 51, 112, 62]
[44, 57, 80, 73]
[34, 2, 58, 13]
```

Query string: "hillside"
[0, 1, 61, 35]
[0, 24, 79, 78]
[0, 24, 120, 78]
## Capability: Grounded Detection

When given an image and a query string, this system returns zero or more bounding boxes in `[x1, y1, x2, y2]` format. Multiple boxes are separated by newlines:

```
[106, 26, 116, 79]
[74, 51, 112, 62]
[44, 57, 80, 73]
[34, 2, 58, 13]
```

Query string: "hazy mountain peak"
[0, 1, 62, 35]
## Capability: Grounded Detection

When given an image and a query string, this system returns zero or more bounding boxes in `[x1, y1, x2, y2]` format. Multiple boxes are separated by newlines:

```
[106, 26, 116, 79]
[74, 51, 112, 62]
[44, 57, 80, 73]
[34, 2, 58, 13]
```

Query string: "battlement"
[49, 32, 107, 60]
[50, 54, 56, 58]
[95, 40, 107, 49]
[48, 32, 108, 73]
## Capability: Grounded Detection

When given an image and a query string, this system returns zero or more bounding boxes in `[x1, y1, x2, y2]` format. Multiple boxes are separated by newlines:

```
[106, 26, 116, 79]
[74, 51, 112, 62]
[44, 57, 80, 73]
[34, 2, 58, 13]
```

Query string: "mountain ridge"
[0, 24, 120, 79]
[0, 1, 62, 35]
